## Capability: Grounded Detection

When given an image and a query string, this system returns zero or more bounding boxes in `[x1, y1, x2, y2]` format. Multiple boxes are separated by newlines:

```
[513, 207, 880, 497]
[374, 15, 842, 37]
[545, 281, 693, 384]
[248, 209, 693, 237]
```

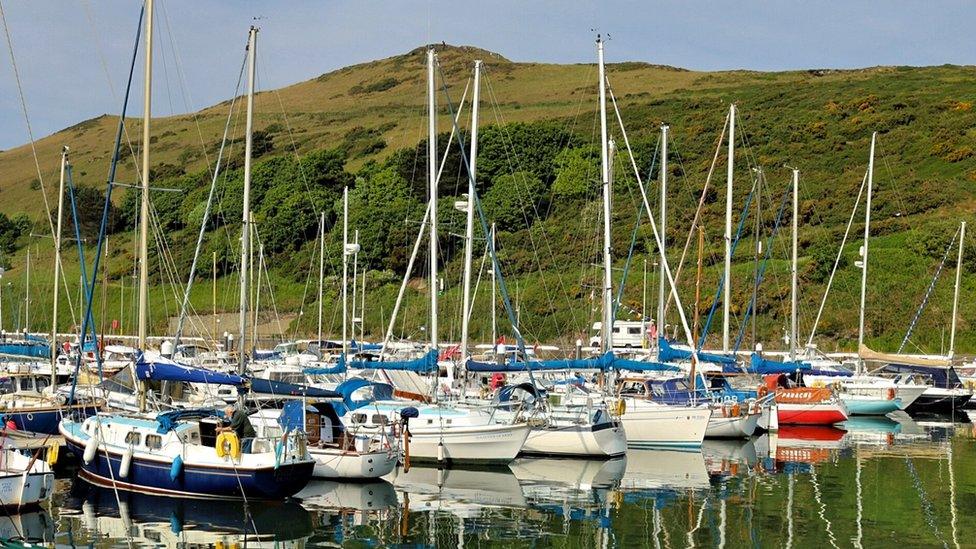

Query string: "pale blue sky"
[0, 1, 973, 149]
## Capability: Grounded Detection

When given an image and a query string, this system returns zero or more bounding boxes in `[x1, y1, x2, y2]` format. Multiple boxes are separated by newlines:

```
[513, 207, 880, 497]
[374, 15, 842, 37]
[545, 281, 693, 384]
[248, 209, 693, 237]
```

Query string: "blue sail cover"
[748, 353, 811, 374]
[466, 352, 615, 373]
[610, 357, 682, 373]
[658, 338, 737, 366]
[303, 363, 347, 375]
[347, 349, 439, 373]
[349, 340, 382, 352]
[136, 354, 245, 385]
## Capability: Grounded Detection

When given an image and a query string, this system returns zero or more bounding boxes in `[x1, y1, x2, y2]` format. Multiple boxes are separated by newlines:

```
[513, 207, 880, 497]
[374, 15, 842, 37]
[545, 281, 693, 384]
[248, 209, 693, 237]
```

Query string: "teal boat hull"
[842, 398, 900, 416]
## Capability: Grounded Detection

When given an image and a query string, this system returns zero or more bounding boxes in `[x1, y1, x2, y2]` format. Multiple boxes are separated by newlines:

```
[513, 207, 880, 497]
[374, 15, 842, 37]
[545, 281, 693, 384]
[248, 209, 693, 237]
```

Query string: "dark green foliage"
[482, 171, 548, 232]
[342, 167, 423, 272]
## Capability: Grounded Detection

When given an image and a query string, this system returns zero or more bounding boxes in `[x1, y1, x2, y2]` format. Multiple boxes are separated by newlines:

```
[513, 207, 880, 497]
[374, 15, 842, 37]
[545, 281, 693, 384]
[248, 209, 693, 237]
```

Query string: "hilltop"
[1, 44, 975, 354]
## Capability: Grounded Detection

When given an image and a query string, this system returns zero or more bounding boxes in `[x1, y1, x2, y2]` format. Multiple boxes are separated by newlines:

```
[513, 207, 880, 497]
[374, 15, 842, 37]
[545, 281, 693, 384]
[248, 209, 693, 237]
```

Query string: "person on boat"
[218, 405, 256, 453]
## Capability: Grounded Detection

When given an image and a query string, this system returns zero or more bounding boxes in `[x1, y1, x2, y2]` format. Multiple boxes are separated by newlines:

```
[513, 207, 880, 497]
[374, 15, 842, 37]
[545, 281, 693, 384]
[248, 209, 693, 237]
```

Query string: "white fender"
[119, 448, 133, 478]
[83, 435, 98, 464]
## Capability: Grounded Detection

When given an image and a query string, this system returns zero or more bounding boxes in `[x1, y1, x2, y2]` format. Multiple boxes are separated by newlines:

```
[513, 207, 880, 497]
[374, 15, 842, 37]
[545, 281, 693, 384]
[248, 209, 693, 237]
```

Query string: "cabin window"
[351, 413, 367, 425]
[145, 435, 162, 450]
[651, 385, 666, 397]
[371, 415, 388, 426]
[628, 327, 641, 335]
[613, 327, 621, 334]
[124, 431, 141, 446]
[188, 432, 200, 443]
[620, 382, 645, 395]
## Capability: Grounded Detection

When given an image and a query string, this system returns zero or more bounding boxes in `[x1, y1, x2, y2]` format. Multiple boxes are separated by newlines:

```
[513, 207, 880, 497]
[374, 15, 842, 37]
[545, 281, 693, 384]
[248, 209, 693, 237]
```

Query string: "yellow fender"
[216, 432, 241, 460]
[614, 399, 626, 417]
[46, 443, 59, 467]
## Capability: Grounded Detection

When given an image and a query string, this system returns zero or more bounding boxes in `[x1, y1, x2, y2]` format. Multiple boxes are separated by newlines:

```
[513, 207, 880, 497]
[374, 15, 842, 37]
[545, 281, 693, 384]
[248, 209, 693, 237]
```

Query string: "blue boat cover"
[658, 338, 737, 366]
[748, 353, 811, 374]
[0, 340, 50, 359]
[610, 357, 682, 372]
[155, 408, 222, 433]
[136, 354, 245, 385]
[303, 362, 347, 375]
[248, 378, 340, 399]
[349, 340, 383, 352]
[278, 400, 312, 432]
[332, 378, 395, 414]
[466, 352, 615, 373]
[346, 349, 438, 373]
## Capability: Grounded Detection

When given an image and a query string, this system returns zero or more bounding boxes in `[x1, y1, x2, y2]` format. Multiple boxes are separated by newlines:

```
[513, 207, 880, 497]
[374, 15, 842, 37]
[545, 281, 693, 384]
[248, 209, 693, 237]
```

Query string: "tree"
[552, 147, 599, 199]
[482, 171, 547, 232]
[343, 167, 423, 271]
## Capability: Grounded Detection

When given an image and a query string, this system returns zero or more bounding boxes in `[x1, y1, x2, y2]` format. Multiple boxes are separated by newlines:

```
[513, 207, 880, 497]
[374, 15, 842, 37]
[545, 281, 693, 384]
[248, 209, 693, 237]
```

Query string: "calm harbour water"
[12, 411, 976, 548]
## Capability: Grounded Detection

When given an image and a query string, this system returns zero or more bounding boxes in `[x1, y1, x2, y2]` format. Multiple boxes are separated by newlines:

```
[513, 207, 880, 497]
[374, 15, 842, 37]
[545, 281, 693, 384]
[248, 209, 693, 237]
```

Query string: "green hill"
[1, 44, 974, 354]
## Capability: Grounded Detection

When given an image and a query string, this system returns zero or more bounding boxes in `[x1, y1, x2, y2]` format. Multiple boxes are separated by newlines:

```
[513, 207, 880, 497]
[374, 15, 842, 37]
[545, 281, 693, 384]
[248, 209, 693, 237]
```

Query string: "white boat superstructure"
[0, 445, 54, 509]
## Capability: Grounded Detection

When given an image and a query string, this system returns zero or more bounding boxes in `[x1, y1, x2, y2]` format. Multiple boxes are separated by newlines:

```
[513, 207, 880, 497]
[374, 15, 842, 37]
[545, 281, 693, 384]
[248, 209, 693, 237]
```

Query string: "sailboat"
[803, 133, 966, 414]
[60, 19, 315, 500]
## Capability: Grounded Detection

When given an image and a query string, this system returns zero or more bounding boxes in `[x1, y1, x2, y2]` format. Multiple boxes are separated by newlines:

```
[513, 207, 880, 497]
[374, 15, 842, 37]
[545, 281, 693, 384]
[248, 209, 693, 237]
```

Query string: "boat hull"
[63, 433, 313, 500]
[706, 413, 760, 438]
[776, 402, 848, 425]
[309, 448, 398, 479]
[5, 402, 100, 435]
[403, 422, 530, 464]
[0, 471, 53, 509]
[843, 397, 900, 416]
[906, 389, 972, 415]
[521, 422, 626, 457]
[618, 405, 711, 447]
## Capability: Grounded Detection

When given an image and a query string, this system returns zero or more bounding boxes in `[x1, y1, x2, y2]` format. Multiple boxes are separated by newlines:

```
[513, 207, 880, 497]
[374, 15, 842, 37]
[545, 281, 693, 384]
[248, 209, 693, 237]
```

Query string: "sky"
[0, 1, 973, 150]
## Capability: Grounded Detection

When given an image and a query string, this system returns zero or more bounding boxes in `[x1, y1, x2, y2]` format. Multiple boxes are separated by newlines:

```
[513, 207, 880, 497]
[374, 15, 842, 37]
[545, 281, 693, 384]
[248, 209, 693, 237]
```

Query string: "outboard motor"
[400, 407, 420, 471]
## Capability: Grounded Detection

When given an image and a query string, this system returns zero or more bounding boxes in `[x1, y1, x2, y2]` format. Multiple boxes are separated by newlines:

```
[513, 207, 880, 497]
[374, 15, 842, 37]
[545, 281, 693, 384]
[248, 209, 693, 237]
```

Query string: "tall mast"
[949, 221, 966, 358]
[316, 212, 325, 346]
[427, 47, 439, 351]
[342, 186, 349, 356]
[722, 103, 735, 352]
[597, 36, 613, 353]
[137, 0, 154, 352]
[490, 223, 497, 346]
[790, 168, 799, 361]
[460, 60, 481, 363]
[237, 26, 257, 375]
[351, 229, 359, 341]
[51, 147, 68, 383]
[657, 125, 668, 347]
[857, 132, 876, 373]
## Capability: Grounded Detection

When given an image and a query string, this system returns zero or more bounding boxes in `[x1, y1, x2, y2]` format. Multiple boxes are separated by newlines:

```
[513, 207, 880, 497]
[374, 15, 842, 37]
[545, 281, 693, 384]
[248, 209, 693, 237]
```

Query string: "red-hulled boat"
[765, 375, 849, 426]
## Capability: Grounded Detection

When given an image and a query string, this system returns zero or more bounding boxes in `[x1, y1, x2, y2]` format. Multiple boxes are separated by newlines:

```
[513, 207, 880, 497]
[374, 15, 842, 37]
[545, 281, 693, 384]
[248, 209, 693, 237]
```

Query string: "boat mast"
[657, 124, 668, 346]
[51, 147, 68, 384]
[491, 222, 497, 346]
[949, 221, 966, 358]
[136, 0, 154, 411]
[790, 168, 799, 361]
[316, 212, 325, 347]
[597, 36, 613, 353]
[237, 25, 257, 376]
[427, 47, 439, 354]
[692, 225, 703, 390]
[857, 132, 876, 374]
[722, 103, 735, 352]
[460, 60, 481, 364]
[351, 229, 359, 342]
[342, 186, 349, 356]
[137, 0, 154, 353]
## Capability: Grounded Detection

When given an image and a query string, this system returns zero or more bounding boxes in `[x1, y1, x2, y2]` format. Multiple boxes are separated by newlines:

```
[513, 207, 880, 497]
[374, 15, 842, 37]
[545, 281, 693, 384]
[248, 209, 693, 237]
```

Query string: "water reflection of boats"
[386, 465, 527, 515]
[620, 448, 710, 491]
[702, 437, 759, 475]
[296, 479, 398, 512]
[510, 457, 625, 492]
[59, 483, 313, 546]
[773, 425, 847, 465]
[840, 416, 901, 446]
[0, 509, 54, 544]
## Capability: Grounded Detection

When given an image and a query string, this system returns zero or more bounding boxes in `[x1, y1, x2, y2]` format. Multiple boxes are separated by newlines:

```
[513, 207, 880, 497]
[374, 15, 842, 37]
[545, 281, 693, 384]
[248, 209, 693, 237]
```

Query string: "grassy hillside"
[1, 44, 975, 354]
